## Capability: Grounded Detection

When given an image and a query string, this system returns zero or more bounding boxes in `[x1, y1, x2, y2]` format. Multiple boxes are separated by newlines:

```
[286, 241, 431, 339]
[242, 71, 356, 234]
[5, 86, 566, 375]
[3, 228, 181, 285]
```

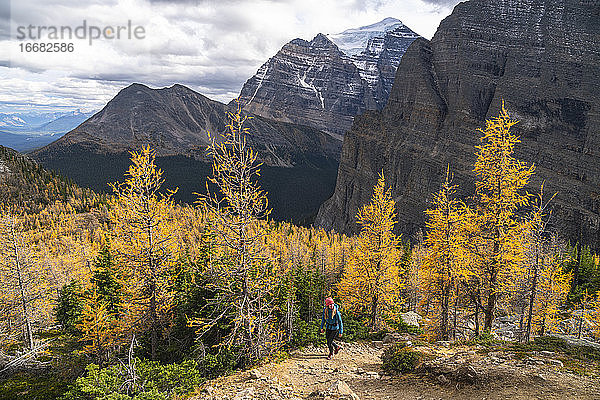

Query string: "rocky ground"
[189, 339, 600, 400]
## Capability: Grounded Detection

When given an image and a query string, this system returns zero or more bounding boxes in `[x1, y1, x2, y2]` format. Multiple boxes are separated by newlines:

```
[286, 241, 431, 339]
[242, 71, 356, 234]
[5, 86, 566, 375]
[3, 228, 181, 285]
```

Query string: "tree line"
[1, 102, 599, 389]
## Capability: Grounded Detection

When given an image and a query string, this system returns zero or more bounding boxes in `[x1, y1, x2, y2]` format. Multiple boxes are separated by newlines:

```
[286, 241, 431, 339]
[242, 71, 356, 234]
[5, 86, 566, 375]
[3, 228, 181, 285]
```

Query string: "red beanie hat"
[325, 297, 334, 306]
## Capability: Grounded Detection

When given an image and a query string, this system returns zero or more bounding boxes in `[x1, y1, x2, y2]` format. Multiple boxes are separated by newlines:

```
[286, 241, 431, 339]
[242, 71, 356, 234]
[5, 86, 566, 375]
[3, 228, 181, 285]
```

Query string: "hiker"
[320, 297, 343, 360]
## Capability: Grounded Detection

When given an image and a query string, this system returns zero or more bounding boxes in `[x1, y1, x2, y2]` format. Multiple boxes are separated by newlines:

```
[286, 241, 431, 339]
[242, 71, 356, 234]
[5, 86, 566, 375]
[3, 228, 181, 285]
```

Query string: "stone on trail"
[249, 369, 262, 379]
[234, 387, 255, 400]
[455, 365, 478, 384]
[382, 332, 409, 345]
[365, 371, 380, 379]
[202, 386, 215, 394]
[327, 380, 360, 400]
[546, 359, 564, 367]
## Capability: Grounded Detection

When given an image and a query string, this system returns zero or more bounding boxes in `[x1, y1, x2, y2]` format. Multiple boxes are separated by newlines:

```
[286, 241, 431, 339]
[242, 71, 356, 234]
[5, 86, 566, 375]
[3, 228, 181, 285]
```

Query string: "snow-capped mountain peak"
[0, 115, 27, 128]
[328, 17, 406, 56]
[328, 19, 420, 102]
[236, 17, 420, 136]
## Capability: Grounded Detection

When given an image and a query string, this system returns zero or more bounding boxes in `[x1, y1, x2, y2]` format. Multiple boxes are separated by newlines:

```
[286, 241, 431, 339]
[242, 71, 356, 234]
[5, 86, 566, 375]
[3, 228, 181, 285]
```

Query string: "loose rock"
[400, 311, 423, 327]
[249, 369, 262, 379]
[326, 380, 360, 400]
[234, 387, 255, 400]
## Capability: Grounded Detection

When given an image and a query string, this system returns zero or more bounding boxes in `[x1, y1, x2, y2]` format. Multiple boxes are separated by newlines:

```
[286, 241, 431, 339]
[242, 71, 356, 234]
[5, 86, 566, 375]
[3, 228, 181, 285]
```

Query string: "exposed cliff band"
[316, 0, 600, 249]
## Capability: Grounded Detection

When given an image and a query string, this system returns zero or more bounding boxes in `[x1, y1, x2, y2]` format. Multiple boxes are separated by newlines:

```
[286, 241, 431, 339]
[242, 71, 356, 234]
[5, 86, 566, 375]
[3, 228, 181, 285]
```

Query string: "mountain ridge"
[38, 83, 341, 165]
[236, 18, 420, 136]
[32, 83, 342, 223]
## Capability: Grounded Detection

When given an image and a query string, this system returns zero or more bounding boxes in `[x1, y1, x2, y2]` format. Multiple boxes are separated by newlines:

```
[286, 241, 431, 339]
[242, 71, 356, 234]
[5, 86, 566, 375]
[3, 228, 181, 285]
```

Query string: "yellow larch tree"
[578, 289, 595, 339]
[421, 167, 472, 340]
[0, 202, 102, 353]
[109, 146, 179, 360]
[586, 291, 600, 340]
[530, 243, 571, 336]
[193, 100, 278, 363]
[471, 101, 535, 332]
[408, 232, 426, 313]
[521, 185, 551, 341]
[521, 185, 572, 340]
[0, 206, 50, 351]
[338, 172, 404, 330]
[77, 288, 122, 365]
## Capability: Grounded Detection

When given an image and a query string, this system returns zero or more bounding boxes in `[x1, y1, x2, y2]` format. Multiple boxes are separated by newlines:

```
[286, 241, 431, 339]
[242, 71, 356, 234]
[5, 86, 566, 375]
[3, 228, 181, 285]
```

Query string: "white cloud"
[1, 0, 460, 113]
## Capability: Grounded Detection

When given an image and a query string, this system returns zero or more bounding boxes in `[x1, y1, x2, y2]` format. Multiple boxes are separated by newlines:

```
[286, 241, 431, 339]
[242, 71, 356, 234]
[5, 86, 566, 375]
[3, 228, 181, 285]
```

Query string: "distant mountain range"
[5, 8, 600, 248]
[0, 110, 94, 152]
[0, 114, 28, 128]
[0, 110, 94, 131]
[32, 83, 342, 223]
[35, 111, 95, 133]
[27, 18, 420, 223]
[236, 18, 420, 136]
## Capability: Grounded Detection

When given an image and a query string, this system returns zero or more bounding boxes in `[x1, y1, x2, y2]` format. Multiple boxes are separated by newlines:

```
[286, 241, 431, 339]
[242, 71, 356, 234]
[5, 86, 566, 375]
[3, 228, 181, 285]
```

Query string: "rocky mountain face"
[330, 18, 420, 110]
[236, 19, 420, 136]
[316, 0, 600, 249]
[33, 83, 342, 223]
[236, 34, 371, 137]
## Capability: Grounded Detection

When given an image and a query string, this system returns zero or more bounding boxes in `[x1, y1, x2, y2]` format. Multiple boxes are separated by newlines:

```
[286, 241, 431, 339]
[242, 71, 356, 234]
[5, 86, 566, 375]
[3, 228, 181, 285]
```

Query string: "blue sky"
[0, 0, 462, 113]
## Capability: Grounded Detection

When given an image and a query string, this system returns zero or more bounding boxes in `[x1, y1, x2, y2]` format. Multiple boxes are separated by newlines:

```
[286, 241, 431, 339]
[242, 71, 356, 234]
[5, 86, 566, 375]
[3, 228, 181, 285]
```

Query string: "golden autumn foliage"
[338, 172, 404, 330]
[579, 290, 597, 339]
[518, 186, 572, 340]
[586, 291, 600, 339]
[262, 221, 352, 285]
[0, 207, 41, 350]
[1, 99, 599, 370]
[420, 102, 574, 340]
[470, 101, 535, 331]
[192, 101, 281, 362]
[0, 205, 94, 348]
[421, 167, 472, 340]
[77, 288, 122, 364]
[0, 146, 104, 216]
[530, 252, 571, 335]
[109, 145, 180, 360]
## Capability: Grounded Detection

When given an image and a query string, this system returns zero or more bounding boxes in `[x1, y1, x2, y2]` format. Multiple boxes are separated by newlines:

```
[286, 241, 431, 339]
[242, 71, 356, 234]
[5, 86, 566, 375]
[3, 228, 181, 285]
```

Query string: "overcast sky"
[0, 0, 462, 114]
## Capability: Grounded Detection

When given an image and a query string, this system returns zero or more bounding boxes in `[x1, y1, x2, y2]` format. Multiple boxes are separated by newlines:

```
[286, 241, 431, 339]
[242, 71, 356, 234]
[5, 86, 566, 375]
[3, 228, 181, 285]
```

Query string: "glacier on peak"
[327, 17, 406, 56]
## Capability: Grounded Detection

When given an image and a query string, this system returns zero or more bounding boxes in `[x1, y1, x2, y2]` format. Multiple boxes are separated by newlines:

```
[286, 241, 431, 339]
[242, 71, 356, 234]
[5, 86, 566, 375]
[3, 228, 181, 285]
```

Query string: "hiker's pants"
[326, 329, 339, 355]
